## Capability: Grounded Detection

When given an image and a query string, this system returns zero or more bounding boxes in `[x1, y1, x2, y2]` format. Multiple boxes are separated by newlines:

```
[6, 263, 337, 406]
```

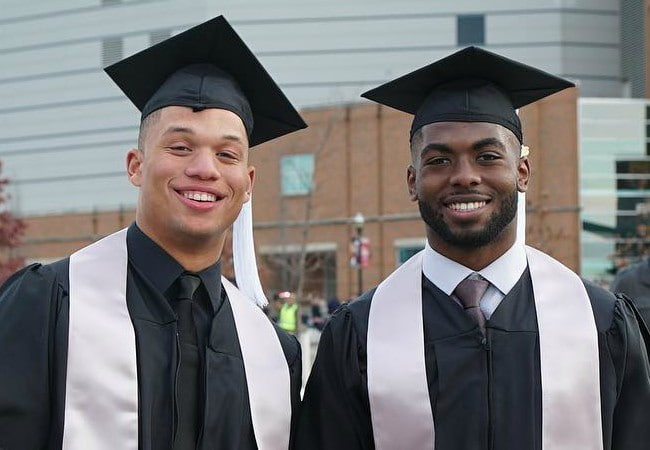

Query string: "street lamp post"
[353, 212, 365, 296]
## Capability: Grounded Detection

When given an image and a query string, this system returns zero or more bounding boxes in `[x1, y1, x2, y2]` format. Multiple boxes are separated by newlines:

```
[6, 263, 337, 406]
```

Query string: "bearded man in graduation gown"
[0, 16, 308, 450]
[295, 47, 650, 450]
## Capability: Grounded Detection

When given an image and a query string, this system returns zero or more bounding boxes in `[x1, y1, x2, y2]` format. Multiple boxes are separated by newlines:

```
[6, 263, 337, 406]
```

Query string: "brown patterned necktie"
[454, 276, 490, 335]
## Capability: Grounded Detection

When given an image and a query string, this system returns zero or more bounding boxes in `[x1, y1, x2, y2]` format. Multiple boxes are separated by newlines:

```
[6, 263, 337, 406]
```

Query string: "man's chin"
[174, 222, 225, 243]
[427, 220, 504, 249]
[419, 195, 517, 250]
[445, 232, 494, 249]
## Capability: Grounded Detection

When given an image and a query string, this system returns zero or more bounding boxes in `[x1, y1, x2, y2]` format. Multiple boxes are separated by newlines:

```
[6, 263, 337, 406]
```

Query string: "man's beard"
[418, 188, 518, 249]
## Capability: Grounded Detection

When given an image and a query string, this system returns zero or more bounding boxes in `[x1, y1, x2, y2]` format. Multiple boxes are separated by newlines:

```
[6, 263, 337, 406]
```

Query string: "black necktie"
[173, 274, 201, 449]
[176, 274, 201, 345]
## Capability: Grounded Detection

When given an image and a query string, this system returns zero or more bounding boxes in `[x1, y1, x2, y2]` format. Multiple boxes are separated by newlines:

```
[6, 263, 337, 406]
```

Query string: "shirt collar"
[196, 262, 223, 312]
[127, 223, 222, 310]
[422, 241, 527, 296]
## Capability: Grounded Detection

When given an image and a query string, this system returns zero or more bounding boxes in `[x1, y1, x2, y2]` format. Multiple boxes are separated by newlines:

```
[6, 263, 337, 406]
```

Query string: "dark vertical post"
[353, 212, 365, 296]
[356, 226, 363, 295]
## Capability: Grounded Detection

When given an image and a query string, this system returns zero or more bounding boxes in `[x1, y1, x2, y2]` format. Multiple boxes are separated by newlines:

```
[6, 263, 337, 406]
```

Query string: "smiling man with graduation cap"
[0, 16, 306, 450]
[295, 47, 650, 450]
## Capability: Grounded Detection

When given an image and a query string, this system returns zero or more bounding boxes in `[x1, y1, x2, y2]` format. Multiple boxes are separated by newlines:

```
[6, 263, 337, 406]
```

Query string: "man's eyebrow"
[162, 127, 246, 145]
[162, 125, 195, 136]
[420, 142, 453, 156]
[472, 137, 506, 151]
[222, 134, 246, 144]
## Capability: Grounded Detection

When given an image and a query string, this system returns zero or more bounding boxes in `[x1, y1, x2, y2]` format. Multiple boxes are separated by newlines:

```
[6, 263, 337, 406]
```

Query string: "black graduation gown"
[295, 269, 650, 450]
[0, 235, 301, 450]
[610, 257, 650, 328]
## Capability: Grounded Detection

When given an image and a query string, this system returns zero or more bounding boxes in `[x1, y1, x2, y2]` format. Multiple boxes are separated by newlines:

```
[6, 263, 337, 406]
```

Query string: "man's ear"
[126, 148, 143, 187]
[407, 165, 418, 201]
[517, 157, 530, 193]
[245, 165, 255, 202]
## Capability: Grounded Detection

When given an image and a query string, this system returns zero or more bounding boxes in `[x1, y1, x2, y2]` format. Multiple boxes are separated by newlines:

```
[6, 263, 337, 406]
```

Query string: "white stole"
[367, 246, 603, 450]
[64, 228, 291, 450]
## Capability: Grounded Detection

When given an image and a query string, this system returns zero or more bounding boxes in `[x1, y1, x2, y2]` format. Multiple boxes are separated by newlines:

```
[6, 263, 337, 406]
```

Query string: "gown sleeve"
[294, 300, 375, 450]
[274, 326, 303, 449]
[0, 263, 67, 450]
[605, 295, 650, 450]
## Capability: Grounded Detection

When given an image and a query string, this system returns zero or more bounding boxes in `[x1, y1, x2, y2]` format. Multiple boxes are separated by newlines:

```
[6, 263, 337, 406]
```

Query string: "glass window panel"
[397, 246, 424, 265]
[457, 15, 485, 45]
[281, 154, 314, 196]
[102, 37, 123, 67]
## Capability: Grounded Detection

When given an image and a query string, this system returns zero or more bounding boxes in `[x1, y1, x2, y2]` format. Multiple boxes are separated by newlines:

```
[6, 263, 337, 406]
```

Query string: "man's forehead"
[153, 106, 249, 142]
[418, 121, 519, 145]
[159, 105, 246, 126]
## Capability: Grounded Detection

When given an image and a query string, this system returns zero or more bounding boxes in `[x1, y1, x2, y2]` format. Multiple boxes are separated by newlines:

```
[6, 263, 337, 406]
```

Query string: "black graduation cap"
[104, 15, 307, 147]
[361, 46, 575, 143]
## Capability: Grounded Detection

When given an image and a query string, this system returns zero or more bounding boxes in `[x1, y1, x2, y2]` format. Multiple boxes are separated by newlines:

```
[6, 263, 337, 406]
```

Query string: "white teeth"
[449, 201, 486, 211]
[183, 191, 216, 202]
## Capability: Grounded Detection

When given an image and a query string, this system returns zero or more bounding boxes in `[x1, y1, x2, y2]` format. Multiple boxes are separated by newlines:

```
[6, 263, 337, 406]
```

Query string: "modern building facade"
[580, 98, 650, 283]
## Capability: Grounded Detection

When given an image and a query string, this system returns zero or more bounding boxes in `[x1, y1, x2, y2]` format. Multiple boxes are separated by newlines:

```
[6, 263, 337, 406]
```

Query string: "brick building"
[251, 90, 580, 300]
[20, 87, 579, 300]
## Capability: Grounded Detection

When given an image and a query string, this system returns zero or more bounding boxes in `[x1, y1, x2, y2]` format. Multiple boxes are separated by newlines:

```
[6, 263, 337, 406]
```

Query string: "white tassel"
[516, 191, 526, 246]
[232, 196, 268, 308]
[517, 144, 528, 246]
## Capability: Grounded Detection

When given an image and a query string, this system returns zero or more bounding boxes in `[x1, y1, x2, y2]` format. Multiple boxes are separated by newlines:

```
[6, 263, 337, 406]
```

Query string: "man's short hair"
[137, 109, 162, 151]
[409, 127, 424, 163]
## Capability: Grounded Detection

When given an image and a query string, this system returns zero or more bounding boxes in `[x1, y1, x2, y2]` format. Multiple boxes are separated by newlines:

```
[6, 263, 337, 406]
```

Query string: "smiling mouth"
[447, 201, 487, 211]
[181, 190, 219, 202]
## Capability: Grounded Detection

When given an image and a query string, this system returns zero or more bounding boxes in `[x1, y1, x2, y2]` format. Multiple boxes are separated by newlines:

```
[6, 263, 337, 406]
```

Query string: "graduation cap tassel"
[232, 197, 269, 308]
[516, 192, 526, 246]
[516, 145, 529, 246]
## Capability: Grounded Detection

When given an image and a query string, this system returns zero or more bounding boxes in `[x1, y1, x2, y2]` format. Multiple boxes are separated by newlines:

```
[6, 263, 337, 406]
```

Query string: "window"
[395, 238, 426, 265]
[457, 14, 485, 45]
[580, 99, 649, 280]
[281, 154, 314, 196]
[612, 159, 650, 268]
[260, 249, 337, 300]
[102, 37, 123, 66]
[398, 246, 424, 264]
[646, 105, 650, 154]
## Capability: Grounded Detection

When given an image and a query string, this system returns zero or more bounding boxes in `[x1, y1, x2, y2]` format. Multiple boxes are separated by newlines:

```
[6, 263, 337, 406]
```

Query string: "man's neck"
[136, 223, 225, 272]
[427, 234, 516, 272]
[168, 245, 223, 272]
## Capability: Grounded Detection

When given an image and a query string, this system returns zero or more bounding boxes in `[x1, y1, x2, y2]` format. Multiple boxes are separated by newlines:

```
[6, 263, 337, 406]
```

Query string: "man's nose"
[185, 150, 221, 180]
[449, 159, 481, 187]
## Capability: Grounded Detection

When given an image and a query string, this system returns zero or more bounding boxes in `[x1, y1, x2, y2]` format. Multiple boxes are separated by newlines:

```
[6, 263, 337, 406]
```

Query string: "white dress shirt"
[421, 242, 528, 319]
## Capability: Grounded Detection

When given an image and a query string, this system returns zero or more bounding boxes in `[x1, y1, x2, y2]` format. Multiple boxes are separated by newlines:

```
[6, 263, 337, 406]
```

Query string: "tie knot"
[177, 274, 201, 302]
[454, 276, 490, 309]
